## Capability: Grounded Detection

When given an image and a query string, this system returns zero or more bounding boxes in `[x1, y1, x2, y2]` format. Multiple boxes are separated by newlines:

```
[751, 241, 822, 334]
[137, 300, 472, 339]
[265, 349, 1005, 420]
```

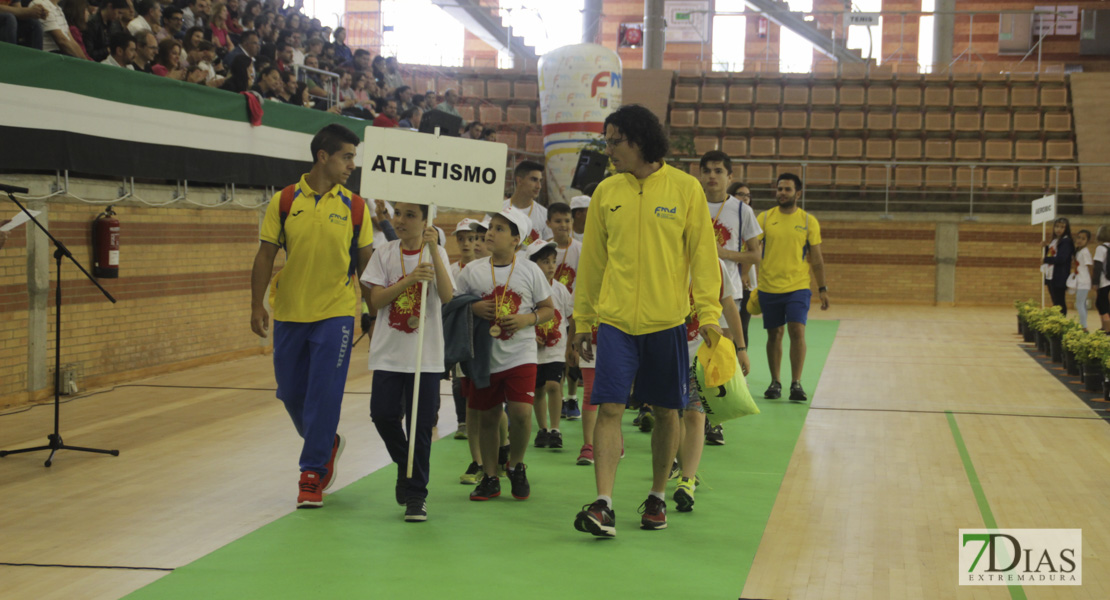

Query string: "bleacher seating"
[661, 70, 1079, 196]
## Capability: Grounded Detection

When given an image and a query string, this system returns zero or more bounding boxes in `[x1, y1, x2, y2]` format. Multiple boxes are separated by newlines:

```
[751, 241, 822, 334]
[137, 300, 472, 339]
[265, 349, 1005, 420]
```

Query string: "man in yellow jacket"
[572, 105, 722, 538]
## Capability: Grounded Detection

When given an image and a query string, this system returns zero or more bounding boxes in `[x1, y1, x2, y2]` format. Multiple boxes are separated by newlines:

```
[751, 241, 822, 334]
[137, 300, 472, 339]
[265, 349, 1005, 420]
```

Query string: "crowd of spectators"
[0, 0, 498, 133]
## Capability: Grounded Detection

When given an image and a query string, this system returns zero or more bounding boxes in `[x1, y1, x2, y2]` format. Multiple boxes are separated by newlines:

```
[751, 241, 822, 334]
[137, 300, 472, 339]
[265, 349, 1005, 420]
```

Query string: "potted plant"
[1063, 327, 1086, 376]
[1075, 331, 1110, 392]
[1015, 299, 1037, 336]
[1042, 314, 1073, 363]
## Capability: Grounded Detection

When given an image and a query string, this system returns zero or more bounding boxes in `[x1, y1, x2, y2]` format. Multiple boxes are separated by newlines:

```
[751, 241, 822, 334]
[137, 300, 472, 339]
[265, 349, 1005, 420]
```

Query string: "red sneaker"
[638, 495, 667, 530]
[576, 444, 594, 465]
[321, 434, 345, 492]
[297, 471, 323, 509]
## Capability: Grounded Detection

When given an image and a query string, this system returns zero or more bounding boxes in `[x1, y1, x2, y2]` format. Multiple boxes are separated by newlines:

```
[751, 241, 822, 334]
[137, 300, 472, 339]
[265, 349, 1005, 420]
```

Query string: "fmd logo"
[591, 71, 622, 97]
[654, 206, 677, 220]
[959, 529, 1081, 586]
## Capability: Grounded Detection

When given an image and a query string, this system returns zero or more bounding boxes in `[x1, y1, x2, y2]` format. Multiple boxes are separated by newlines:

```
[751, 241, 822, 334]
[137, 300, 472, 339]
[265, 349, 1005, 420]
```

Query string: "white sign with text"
[1031, 195, 1057, 225]
[360, 127, 507, 213]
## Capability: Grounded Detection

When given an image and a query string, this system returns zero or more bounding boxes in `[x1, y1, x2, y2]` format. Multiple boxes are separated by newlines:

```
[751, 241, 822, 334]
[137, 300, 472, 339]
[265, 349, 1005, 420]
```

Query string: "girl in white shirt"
[1073, 229, 1093, 329]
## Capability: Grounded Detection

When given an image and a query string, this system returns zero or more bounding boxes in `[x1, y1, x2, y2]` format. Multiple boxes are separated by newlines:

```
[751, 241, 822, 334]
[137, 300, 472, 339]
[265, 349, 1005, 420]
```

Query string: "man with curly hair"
[572, 105, 723, 537]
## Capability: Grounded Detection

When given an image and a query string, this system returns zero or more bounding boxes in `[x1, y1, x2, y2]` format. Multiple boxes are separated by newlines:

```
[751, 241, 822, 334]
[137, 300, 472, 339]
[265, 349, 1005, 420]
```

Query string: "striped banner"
[0, 43, 370, 191]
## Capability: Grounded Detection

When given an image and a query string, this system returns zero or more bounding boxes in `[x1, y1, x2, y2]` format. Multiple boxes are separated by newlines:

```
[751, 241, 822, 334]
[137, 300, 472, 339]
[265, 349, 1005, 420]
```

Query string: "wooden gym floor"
[0, 305, 1107, 600]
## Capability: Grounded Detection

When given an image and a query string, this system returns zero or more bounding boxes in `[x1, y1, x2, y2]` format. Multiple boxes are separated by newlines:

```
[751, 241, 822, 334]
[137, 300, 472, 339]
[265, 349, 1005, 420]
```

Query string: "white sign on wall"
[360, 127, 507, 213]
[1034, 5, 1056, 36]
[845, 13, 881, 28]
[1031, 194, 1057, 225]
[664, 1, 710, 43]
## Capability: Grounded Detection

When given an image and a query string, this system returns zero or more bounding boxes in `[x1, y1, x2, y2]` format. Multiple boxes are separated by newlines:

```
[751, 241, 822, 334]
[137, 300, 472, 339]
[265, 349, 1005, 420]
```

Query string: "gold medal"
[408, 316, 420, 329]
[488, 255, 517, 340]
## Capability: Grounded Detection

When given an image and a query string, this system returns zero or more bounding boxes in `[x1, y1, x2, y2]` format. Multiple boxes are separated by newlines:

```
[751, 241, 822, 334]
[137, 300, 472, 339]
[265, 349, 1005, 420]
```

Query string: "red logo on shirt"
[524, 229, 540, 245]
[555, 264, 576, 292]
[388, 281, 422, 333]
[685, 291, 700, 342]
[536, 309, 563, 348]
[713, 221, 732, 248]
[484, 286, 524, 341]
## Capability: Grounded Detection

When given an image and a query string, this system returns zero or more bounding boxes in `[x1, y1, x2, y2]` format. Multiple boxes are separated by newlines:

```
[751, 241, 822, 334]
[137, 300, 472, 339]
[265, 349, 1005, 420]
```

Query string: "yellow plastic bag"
[747, 289, 761, 316]
[693, 330, 760, 426]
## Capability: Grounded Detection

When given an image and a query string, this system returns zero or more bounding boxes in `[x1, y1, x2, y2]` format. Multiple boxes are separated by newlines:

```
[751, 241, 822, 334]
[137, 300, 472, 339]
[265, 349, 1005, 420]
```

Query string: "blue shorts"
[591, 323, 689, 410]
[760, 289, 811, 330]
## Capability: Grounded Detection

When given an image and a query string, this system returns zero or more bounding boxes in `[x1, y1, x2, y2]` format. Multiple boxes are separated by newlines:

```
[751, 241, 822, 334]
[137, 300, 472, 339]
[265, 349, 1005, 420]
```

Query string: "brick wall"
[0, 223, 30, 405]
[598, 0, 708, 70]
[818, 220, 937, 303]
[0, 199, 269, 408]
[955, 219, 1105, 304]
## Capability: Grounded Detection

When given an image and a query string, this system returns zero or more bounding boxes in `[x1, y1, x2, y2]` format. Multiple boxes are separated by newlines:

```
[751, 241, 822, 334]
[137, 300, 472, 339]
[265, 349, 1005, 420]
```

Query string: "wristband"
[533, 313, 539, 325]
[737, 347, 746, 351]
[818, 286, 828, 293]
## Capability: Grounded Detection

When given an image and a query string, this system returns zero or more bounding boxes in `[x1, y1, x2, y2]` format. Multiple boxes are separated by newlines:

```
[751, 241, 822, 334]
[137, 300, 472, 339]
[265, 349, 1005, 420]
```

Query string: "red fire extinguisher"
[92, 206, 120, 279]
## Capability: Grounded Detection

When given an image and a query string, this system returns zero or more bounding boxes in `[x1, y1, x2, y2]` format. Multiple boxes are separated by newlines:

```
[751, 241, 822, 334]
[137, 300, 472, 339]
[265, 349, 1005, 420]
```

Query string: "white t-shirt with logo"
[709, 196, 761, 298]
[503, 199, 552, 246]
[685, 259, 738, 366]
[1076, 247, 1093, 290]
[361, 241, 453, 374]
[738, 201, 762, 292]
[551, 238, 582, 295]
[455, 255, 552, 374]
[537, 281, 573, 364]
[1094, 244, 1110, 289]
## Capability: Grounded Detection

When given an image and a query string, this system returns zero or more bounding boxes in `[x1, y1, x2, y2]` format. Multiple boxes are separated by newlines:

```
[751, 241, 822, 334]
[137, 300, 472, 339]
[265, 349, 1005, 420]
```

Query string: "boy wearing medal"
[528, 241, 574, 450]
[455, 207, 555, 501]
[361, 202, 454, 521]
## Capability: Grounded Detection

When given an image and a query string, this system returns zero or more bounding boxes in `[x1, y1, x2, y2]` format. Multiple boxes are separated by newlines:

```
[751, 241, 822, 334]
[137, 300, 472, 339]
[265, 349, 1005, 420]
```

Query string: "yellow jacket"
[573, 162, 722, 335]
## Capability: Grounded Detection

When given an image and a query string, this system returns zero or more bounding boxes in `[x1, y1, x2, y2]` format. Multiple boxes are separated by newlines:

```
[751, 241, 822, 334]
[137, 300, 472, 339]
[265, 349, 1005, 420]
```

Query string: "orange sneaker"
[297, 471, 323, 508]
[320, 434, 345, 492]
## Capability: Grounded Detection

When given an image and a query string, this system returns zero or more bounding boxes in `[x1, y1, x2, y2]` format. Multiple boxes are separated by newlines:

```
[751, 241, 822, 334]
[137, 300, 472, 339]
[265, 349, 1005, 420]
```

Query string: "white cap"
[494, 207, 533, 242]
[570, 195, 591, 211]
[470, 215, 492, 232]
[526, 240, 558, 259]
[454, 218, 478, 234]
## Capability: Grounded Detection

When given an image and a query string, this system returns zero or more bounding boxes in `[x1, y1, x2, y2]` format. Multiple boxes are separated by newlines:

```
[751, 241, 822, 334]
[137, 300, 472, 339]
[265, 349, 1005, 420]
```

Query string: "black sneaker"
[789, 381, 808, 402]
[497, 445, 510, 474]
[395, 479, 406, 506]
[705, 424, 725, 446]
[460, 461, 482, 485]
[507, 463, 530, 500]
[764, 380, 782, 399]
[404, 498, 427, 522]
[534, 429, 550, 448]
[638, 495, 668, 530]
[574, 499, 616, 538]
[668, 458, 681, 480]
[638, 407, 655, 432]
[548, 430, 563, 449]
[469, 475, 501, 501]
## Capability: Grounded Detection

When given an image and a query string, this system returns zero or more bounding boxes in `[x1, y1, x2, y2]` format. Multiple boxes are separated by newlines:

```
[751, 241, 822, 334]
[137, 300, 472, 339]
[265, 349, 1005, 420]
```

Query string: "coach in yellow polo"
[755, 172, 829, 403]
[250, 124, 374, 509]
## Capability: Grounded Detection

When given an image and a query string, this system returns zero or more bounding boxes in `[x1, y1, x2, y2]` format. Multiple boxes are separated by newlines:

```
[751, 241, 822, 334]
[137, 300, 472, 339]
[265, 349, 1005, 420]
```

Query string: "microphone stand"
[0, 184, 120, 467]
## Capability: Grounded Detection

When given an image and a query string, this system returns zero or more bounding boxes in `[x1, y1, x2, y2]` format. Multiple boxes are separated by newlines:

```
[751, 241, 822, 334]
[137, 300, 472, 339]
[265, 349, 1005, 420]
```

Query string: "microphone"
[0, 183, 30, 194]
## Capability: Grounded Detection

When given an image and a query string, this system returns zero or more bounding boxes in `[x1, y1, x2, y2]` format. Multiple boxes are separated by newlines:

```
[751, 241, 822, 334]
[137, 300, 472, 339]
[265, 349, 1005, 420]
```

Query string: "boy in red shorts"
[454, 208, 554, 501]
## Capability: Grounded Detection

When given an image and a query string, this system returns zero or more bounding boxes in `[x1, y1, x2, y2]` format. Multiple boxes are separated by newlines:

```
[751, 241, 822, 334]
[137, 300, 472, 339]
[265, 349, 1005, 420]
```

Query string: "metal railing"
[294, 64, 341, 109]
[673, 156, 1107, 218]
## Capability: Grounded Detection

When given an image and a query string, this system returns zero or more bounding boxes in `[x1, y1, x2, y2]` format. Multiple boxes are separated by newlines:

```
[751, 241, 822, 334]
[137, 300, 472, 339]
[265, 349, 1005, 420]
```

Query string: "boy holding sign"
[361, 202, 454, 522]
[454, 207, 554, 501]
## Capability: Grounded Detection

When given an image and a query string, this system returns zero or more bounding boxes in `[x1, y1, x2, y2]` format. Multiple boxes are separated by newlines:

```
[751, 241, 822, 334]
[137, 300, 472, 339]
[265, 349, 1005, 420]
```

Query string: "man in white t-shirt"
[32, 0, 84, 58]
[361, 202, 454, 522]
[699, 151, 761, 445]
[503, 160, 552, 246]
[126, 0, 160, 36]
[454, 207, 554, 502]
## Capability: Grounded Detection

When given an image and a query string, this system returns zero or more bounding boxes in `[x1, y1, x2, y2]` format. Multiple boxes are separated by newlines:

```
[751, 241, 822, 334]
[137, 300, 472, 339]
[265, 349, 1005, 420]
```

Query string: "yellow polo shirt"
[260, 175, 374, 322]
[755, 206, 822, 294]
